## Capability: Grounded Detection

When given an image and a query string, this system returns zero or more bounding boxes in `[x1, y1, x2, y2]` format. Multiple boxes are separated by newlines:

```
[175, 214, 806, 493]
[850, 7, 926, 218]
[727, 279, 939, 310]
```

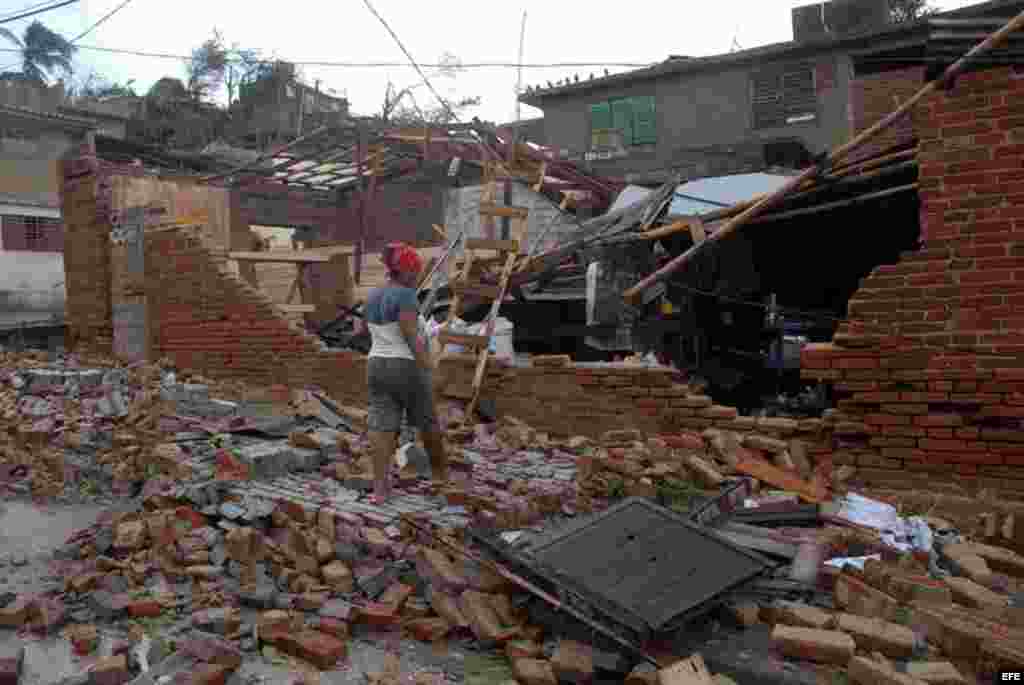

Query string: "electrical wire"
[0, 43, 655, 69]
[68, 0, 137, 43]
[670, 281, 879, 328]
[0, 0, 137, 76]
[0, 0, 77, 24]
[0, 0, 72, 22]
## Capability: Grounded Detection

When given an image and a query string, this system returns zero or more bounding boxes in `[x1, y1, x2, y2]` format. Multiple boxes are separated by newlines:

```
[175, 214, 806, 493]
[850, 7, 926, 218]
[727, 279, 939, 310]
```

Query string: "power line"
[0, 0, 78, 24]
[0, 41, 654, 69]
[358, 0, 461, 123]
[69, 0, 137, 43]
[0, 0, 71, 23]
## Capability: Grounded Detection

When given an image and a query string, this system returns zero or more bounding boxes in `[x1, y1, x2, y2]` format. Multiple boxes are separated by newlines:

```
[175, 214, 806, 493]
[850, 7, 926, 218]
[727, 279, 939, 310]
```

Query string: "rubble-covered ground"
[0, 349, 1023, 685]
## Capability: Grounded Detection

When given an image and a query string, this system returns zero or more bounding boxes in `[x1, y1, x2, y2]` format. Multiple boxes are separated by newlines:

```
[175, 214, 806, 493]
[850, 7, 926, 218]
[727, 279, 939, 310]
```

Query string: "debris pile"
[1, 347, 1022, 685]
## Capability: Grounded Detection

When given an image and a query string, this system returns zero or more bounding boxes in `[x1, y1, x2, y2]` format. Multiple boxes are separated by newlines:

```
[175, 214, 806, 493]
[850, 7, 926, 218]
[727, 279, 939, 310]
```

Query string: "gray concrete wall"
[0, 251, 65, 326]
[535, 52, 854, 178]
[443, 183, 577, 259]
[0, 118, 83, 208]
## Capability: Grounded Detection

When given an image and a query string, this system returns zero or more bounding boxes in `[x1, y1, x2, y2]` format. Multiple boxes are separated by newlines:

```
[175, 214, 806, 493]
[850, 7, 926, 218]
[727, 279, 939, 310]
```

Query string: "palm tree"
[0, 21, 75, 84]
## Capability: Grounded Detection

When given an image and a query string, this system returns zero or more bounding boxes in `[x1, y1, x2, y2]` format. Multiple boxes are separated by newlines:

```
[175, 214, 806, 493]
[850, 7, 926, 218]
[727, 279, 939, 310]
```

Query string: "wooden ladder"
[434, 164, 529, 417]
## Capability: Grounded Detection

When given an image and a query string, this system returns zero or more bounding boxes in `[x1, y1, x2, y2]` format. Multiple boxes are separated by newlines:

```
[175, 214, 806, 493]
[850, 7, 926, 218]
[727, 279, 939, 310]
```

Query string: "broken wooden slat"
[465, 238, 520, 252]
[228, 251, 330, 264]
[479, 202, 529, 219]
[734, 457, 828, 504]
[657, 654, 713, 685]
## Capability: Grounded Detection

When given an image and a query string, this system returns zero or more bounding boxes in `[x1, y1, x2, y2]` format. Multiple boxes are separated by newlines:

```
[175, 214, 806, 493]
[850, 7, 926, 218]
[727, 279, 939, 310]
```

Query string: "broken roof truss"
[202, 119, 624, 206]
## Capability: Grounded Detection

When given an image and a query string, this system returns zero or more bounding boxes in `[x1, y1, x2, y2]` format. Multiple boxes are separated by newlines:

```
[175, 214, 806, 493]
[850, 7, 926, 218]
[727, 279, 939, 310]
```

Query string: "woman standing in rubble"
[364, 242, 448, 504]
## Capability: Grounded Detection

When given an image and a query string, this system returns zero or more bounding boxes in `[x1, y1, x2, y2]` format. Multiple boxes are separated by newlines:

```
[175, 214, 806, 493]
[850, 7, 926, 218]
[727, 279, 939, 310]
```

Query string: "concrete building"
[233, 62, 350, 147]
[0, 102, 94, 327]
[516, 0, 941, 182]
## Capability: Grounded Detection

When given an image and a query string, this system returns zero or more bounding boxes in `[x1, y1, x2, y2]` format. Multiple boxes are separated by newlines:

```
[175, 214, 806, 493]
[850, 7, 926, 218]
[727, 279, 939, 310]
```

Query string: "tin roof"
[0, 103, 96, 129]
[607, 172, 794, 218]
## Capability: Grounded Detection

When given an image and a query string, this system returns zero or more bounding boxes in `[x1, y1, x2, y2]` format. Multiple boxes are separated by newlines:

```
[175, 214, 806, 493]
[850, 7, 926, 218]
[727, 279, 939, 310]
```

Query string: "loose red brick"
[278, 630, 347, 670]
[770, 625, 855, 665]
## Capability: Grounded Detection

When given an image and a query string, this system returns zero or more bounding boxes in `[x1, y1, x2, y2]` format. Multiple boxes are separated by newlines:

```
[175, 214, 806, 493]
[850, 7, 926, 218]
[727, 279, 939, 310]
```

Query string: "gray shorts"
[367, 356, 438, 433]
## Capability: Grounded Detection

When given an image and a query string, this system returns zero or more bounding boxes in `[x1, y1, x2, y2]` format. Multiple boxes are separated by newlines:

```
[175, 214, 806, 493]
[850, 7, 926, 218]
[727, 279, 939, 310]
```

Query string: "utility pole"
[514, 10, 527, 127]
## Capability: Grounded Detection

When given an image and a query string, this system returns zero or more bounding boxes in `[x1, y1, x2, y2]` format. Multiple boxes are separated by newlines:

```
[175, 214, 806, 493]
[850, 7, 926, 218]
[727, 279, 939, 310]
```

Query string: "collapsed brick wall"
[848, 66, 925, 161]
[145, 228, 368, 406]
[803, 67, 1024, 492]
[60, 150, 146, 352]
[438, 356, 832, 454]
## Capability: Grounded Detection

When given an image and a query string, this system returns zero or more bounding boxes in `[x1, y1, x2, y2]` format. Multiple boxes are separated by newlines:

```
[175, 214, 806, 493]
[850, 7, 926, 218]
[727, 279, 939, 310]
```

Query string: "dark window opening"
[1, 215, 63, 252]
[763, 140, 813, 169]
[752, 61, 818, 129]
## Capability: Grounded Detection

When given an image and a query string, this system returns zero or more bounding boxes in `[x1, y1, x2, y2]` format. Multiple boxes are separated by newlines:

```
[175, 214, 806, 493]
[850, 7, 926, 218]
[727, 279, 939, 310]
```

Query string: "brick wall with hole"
[848, 66, 925, 162]
[803, 67, 1024, 492]
[145, 227, 368, 406]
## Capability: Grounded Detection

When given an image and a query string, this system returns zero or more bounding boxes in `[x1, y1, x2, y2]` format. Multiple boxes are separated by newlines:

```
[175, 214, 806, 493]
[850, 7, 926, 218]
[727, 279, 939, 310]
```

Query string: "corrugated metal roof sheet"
[606, 173, 792, 218]
[669, 173, 792, 216]
[0, 104, 96, 128]
[607, 185, 653, 213]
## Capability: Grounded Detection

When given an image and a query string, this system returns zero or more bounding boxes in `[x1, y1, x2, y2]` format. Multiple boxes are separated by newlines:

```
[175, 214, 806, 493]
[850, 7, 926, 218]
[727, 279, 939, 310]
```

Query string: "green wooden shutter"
[590, 102, 612, 130]
[590, 102, 612, 148]
[631, 96, 656, 145]
[611, 99, 634, 146]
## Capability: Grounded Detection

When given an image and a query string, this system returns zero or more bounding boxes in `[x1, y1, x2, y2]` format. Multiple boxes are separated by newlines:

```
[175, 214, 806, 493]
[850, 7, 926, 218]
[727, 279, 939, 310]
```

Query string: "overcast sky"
[2, 0, 981, 124]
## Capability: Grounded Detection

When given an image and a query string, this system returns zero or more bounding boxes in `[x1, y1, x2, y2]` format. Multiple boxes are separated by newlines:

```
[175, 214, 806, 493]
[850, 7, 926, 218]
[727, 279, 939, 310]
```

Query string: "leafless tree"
[889, 0, 937, 23]
[377, 52, 480, 125]
[186, 30, 228, 102]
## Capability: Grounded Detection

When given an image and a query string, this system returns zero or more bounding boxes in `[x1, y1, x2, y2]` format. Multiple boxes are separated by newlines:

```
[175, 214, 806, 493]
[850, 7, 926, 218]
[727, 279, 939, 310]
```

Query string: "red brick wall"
[804, 67, 1024, 492]
[439, 355, 832, 454]
[849, 66, 925, 161]
[59, 148, 121, 352]
[145, 227, 367, 406]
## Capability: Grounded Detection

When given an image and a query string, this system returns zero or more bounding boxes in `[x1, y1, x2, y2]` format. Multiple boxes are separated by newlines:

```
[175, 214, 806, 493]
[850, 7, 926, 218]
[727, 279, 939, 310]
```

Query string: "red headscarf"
[381, 242, 423, 278]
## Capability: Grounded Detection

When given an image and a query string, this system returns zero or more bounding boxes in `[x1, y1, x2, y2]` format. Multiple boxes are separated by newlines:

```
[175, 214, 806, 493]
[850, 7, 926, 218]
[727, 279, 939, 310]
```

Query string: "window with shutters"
[589, 96, 656, 150]
[751, 62, 818, 130]
[1, 215, 63, 252]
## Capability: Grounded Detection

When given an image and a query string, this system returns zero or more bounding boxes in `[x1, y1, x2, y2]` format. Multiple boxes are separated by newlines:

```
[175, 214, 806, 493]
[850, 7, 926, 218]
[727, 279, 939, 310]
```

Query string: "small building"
[232, 62, 350, 147]
[0, 104, 94, 327]
[516, 0, 953, 182]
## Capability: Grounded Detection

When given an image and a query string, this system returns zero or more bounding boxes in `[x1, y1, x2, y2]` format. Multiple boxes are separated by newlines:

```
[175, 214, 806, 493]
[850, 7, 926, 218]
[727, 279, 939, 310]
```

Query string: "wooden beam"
[479, 202, 529, 219]
[436, 332, 491, 349]
[452, 281, 504, 300]
[277, 304, 316, 313]
[465, 238, 520, 252]
[228, 251, 331, 264]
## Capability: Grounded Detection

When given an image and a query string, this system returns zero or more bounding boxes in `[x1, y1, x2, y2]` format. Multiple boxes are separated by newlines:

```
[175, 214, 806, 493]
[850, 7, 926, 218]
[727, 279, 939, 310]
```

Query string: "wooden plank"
[452, 282, 503, 300]
[658, 654, 713, 685]
[277, 304, 316, 313]
[229, 251, 330, 264]
[467, 251, 518, 416]
[734, 458, 828, 504]
[690, 218, 707, 245]
[532, 161, 547, 193]
[436, 332, 491, 349]
[479, 202, 529, 219]
[465, 238, 520, 252]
